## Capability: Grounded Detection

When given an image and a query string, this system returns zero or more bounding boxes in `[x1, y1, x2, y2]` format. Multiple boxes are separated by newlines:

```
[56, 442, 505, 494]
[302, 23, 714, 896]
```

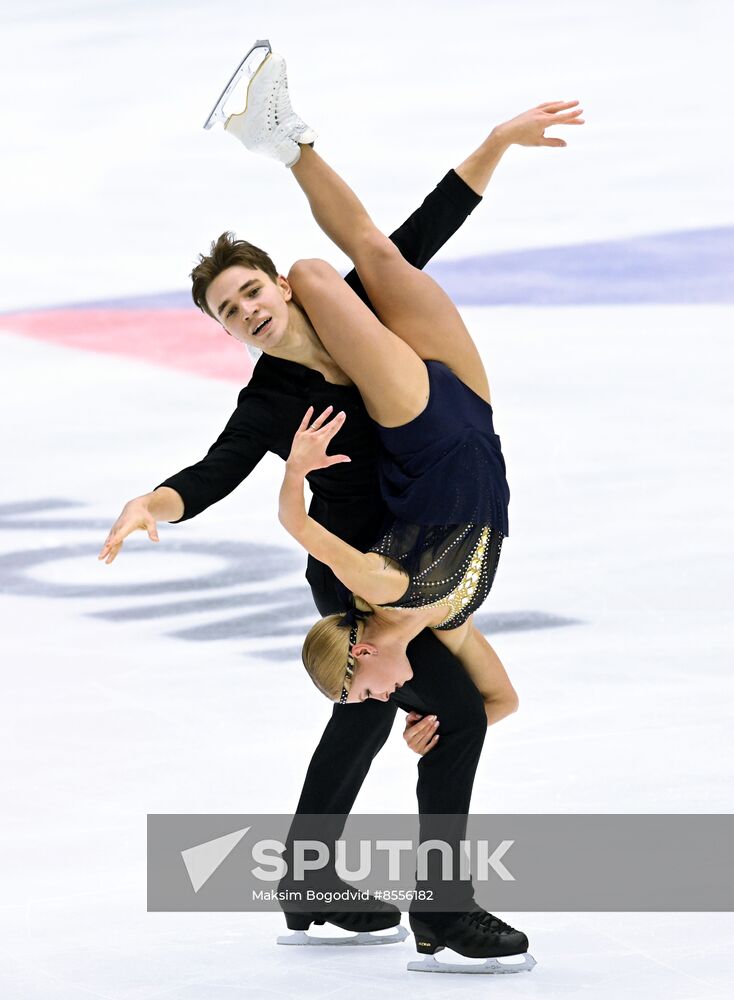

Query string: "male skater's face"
[206, 265, 291, 350]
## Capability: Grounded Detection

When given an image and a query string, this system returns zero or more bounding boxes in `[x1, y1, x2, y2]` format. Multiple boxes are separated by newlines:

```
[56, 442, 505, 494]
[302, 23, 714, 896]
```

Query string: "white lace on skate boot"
[223, 51, 317, 168]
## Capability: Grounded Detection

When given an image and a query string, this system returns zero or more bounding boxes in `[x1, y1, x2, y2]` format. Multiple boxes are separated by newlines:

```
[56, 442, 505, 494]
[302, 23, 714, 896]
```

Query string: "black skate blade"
[408, 951, 537, 974]
[203, 39, 272, 129]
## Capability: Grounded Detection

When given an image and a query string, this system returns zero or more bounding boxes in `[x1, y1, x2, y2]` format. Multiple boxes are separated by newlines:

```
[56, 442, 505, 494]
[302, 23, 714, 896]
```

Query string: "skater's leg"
[312, 128, 503, 311]
[399, 631, 488, 815]
[397, 634, 534, 964]
[341, 169, 482, 313]
[290, 147, 490, 403]
[279, 543, 402, 932]
[281, 697, 399, 928]
[284, 697, 396, 871]
[287, 258, 430, 427]
[391, 631, 488, 912]
[293, 698, 397, 814]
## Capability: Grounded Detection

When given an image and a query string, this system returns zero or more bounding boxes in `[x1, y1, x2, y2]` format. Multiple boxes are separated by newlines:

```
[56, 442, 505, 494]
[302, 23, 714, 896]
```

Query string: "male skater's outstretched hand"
[98, 487, 183, 564]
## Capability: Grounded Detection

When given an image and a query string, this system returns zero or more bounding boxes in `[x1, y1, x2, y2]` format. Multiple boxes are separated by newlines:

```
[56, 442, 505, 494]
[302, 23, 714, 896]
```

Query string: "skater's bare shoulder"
[357, 551, 411, 605]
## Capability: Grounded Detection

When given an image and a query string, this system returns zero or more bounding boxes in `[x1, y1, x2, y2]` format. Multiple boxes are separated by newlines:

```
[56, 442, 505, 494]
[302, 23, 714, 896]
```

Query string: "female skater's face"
[206, 265, 292, 350]
[345, 644, 413, 703]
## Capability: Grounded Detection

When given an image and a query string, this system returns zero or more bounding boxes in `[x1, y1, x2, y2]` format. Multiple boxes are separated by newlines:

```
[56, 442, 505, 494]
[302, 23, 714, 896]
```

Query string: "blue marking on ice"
[427, 225, 734, 305]
[56, 225, 734, 312]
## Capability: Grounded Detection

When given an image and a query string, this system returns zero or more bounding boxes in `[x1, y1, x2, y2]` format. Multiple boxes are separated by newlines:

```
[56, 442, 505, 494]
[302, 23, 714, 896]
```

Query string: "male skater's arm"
[98, 393, 269, 563]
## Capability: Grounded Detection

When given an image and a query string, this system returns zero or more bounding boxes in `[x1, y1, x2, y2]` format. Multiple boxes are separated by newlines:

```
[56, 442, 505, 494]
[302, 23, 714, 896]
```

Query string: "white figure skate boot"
[204, 39, 316, 167]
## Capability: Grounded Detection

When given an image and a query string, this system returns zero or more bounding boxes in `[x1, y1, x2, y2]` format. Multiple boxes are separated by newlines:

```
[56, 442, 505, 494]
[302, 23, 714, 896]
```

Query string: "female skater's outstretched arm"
[278, 405, 408, 605]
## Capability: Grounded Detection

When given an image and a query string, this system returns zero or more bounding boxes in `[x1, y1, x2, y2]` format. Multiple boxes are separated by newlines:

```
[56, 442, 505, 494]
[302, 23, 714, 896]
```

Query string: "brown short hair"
[190, 231, 279, 318]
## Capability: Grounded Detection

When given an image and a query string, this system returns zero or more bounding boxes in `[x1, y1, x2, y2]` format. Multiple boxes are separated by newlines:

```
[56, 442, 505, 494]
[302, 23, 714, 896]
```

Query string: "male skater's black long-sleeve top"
[157, 170, 481, 616]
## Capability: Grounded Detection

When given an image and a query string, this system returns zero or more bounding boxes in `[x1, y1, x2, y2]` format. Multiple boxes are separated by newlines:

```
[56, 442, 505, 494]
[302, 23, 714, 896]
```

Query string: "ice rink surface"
[1, 1, 733, 997]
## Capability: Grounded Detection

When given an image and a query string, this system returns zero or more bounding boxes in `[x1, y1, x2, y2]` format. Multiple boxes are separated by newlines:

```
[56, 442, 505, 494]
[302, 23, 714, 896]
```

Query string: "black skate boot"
[407, 907, 536, 973]
[277, 873, 407, 947]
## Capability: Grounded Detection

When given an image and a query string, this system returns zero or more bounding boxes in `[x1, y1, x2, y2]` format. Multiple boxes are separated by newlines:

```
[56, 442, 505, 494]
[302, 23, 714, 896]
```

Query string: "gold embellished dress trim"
[380, 525, 497, 629]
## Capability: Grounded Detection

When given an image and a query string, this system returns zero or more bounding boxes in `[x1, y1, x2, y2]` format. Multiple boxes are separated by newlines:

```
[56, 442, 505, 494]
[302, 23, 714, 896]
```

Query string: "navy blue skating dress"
[366, 360, 510, 630]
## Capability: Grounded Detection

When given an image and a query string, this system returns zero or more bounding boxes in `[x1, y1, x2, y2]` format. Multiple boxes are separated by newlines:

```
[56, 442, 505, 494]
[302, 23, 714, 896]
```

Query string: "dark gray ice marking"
[255, 646, 303, 662]
[0, 498, 82, 519]
[247, 611, 583, 663]
[473, 610, 582, 632]
[0, 497, 117, 530]
[0, 540, 299, 597]
[0, 500, 581, 654]
[88, 586, 310, 621]
[0, 518, 117, 530]
[170, 600, 316, 641]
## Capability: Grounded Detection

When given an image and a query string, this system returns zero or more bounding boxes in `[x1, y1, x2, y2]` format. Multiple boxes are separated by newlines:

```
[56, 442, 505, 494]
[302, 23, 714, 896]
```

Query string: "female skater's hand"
[403, 712, 440, 756]
[286, 405, 351, 477]
[493, 100, 585, 148]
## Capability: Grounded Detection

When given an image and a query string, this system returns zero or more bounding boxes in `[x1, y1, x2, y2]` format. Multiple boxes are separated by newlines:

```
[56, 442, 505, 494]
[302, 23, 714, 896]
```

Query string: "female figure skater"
[213, 50, 584, 711]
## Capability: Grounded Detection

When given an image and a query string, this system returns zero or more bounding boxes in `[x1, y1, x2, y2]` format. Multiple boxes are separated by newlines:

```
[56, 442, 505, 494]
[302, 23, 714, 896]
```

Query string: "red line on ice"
[0, 308, 254, 382]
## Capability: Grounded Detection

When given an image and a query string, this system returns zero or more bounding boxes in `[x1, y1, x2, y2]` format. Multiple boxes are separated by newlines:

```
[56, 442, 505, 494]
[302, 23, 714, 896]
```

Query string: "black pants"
[295, 629, 487, 816]
[289, 578, 488, 911]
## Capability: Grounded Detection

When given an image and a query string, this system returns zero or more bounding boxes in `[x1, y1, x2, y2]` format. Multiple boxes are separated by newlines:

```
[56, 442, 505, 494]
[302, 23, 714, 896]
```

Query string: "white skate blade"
[407, 951, 537, 974]
[277, 925, 409, 947]
[203, 39, 272, 129]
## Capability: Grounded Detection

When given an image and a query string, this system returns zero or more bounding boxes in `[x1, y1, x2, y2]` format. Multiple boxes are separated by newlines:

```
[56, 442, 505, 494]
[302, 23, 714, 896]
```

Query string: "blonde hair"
[302, 615, 365, 701]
